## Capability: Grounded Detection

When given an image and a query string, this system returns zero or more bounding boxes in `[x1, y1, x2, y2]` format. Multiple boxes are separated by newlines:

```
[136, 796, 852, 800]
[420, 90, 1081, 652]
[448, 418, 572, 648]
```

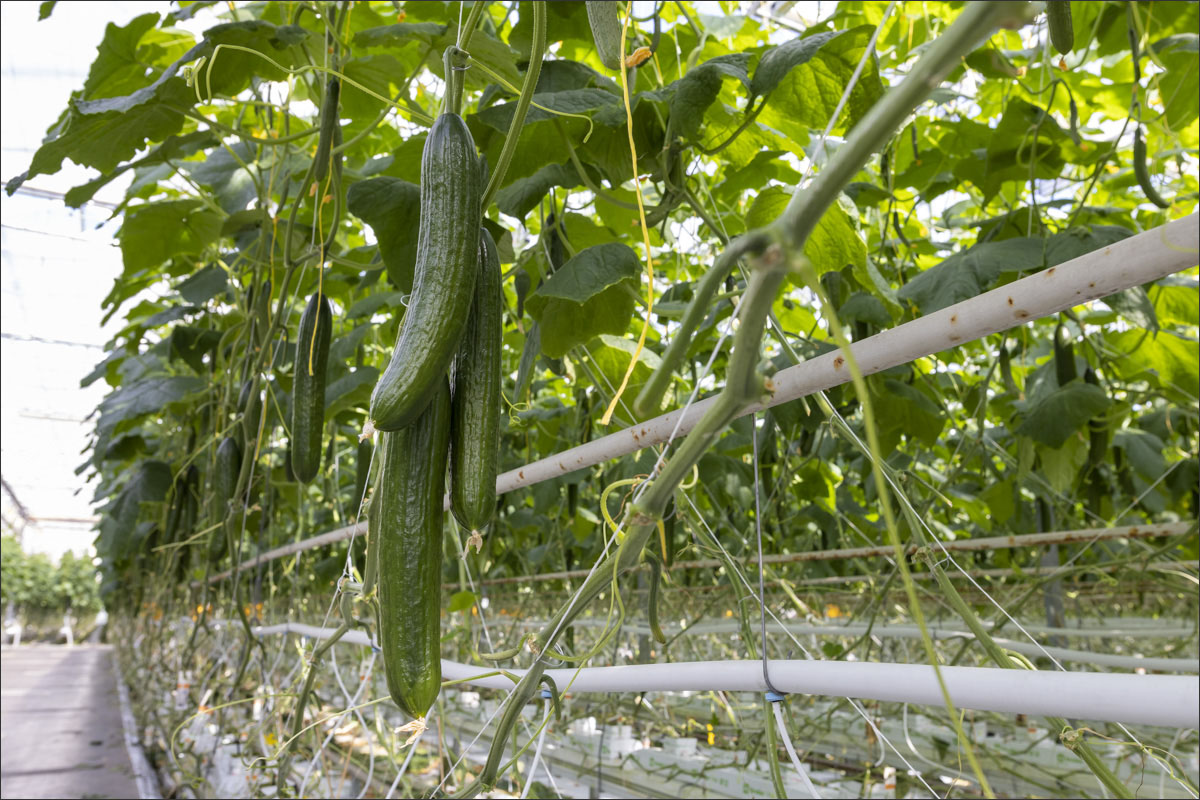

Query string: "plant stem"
[481, 1, 546, 210]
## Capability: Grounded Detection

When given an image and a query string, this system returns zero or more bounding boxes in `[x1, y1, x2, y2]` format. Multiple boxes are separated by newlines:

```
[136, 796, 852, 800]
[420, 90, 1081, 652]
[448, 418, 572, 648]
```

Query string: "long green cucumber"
[1046, 2, 1074, 55]
[1133, 126, 1170, 209]
[312, 77, 341, 185]
[354, 438, 373, 510]
[587, 1, 623, 70]
[209, 436, 240, 563]
[450, 229, 501, 533]
[292, 292, 332, 483]
[369, 113, 481, 431]
[378, 377, 451, 719]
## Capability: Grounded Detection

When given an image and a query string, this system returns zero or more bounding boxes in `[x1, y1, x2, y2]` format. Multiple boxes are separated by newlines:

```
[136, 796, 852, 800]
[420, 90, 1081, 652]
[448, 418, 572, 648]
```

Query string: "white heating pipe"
[252, 623, 1199, 729]
[205, 218, 1198, 584]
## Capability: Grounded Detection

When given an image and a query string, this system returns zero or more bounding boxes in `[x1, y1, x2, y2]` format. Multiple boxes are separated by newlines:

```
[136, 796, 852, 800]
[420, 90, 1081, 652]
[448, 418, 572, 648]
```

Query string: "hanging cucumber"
[312, 77, 341, 185]
[353, 438, 373, 511]
[1133, 126, 1171, 209]
[209, 436, 241, 563]
[369, 113, 481, 431]
[587, 1, 623, 70]
[292, 292, 332, 483]
[450, 229, 501, 535]
[377, 377, 451, 720]
[1046, 2, 1074, 55]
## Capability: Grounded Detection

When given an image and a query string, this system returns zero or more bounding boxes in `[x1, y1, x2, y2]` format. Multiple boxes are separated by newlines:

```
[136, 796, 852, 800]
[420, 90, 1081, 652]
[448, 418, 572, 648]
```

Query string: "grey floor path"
[1, 644, 143, 799]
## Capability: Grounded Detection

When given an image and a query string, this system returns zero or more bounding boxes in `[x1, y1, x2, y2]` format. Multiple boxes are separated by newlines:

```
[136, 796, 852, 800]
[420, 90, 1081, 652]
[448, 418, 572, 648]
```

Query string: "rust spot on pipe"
[1089, 282, 1096, 288]
[1046, 267, 1056, 277]
[834, 355, 845, 369]
[1014, 309, 1029, 319]
[1007, 297, 1014, 306]
[518, 470, 525, 480]
[950, 314, 958, 324]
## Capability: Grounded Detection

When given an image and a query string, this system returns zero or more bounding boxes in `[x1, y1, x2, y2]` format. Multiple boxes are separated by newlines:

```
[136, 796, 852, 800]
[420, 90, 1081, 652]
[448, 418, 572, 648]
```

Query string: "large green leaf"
[1014, 382, 1111, 448]
[96, 376, 206, 438]
[669, 54, 751, 141]
[898, 238, 1044, 313]
[756, 27, 884, 135]
[534, 242, 640, 304]
[1104, 330, 1199, 392]
[495, 163, 585, 219]
[176, 264, 228, 306]
[119, 200, 223, 275]
[346, 177, 422, 292]
[535, 284, 636, 359]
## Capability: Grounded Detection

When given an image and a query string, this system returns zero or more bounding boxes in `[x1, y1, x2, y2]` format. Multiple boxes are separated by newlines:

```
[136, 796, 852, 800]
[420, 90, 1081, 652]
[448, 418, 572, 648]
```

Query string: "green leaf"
[1038, 435, 1088, 493]
[97, 376, 206, 438]
[325, 367, 379, 418]
[448, 590, 478, 613]
[97, 460, 172, 563]
[1114, 429, 1168, 480]
[354, 22, 447, 49]
[345, 291, 405, 320]
[119, 200, 223, 275]
[1102, 287, 1158, 332]
[346, 177, 422, 292]
[475, 88, 622, 131]
[806, 203, 866, 277]
[839, 292, 890, 327]
[1015, 382, 1111, 448]
[874, 379, 946, 447]
[1150, 280, 1200, 327]
[898, 238, 1043, 313]
[169, 326, 222, 373]
[180, 141, 257, 213]
[534, 242, 640, 304]
[536, 284, 635, 359]
[669, 54, 751, 140]
[745, 185, 791, 230]
[495, 162, 584, 219]
[1153, 34, 1200, 130]
[1045, 225, 1133, 267]
[756, 27, 884, 134]
[38, 1, 55, 20]
[176, 264, 228, 306]
[1104, 330, 1199, 391]
[750, 30, 840, 99]
[81, 13, 162, 101]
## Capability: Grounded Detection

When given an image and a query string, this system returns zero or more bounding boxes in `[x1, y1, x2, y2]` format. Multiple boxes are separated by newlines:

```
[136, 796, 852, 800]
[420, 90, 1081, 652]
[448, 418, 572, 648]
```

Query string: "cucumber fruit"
[377, 377, 451, 719]
[292, 292, 332, 483]
[587, 1, 623, 69]
[370, 113, 481, 431]
[1046, 2, 1074, 55]
[450, 229, 501, 534]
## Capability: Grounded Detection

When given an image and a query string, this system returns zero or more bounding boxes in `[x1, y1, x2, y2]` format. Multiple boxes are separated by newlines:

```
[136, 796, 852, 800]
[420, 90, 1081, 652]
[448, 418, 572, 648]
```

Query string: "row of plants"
[9, 0, 1196, 796]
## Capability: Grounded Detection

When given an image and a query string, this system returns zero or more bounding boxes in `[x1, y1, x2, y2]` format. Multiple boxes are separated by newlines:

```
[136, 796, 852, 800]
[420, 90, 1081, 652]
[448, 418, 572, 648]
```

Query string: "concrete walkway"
[1, 644, 146, 799]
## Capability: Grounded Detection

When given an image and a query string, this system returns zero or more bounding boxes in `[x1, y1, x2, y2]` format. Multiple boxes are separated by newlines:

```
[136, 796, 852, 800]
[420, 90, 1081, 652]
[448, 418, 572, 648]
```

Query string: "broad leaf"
[346, 178, 422, 292]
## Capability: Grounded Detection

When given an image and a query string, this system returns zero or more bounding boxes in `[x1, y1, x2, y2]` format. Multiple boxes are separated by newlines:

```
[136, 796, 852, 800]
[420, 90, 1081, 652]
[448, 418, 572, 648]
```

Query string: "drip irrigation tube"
[252, 622, 1199, 729]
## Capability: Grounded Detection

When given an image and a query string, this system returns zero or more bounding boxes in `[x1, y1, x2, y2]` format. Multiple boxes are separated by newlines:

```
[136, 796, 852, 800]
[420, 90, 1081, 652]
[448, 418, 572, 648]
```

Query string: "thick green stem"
[481, 1, 545, 210]
[633, 231, 771, 416]
[774, 2, 1030, 248]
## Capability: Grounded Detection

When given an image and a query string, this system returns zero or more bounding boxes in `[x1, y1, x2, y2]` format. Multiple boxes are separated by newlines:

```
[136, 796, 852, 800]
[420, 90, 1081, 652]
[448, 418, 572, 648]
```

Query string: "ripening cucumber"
[377, 377, 451, 719]
[369, 113, 481, 431]
[450, 229, 501, 534]
[209, 436, 240, 563]
[292, 292, 332, 483]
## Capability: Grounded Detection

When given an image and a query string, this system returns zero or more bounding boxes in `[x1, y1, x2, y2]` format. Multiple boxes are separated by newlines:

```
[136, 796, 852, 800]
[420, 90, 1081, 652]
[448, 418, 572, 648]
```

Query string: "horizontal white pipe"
[491, 216, 1198, 496]
[252, 622, 1198, 728]
[205, 218, 1197, 583]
